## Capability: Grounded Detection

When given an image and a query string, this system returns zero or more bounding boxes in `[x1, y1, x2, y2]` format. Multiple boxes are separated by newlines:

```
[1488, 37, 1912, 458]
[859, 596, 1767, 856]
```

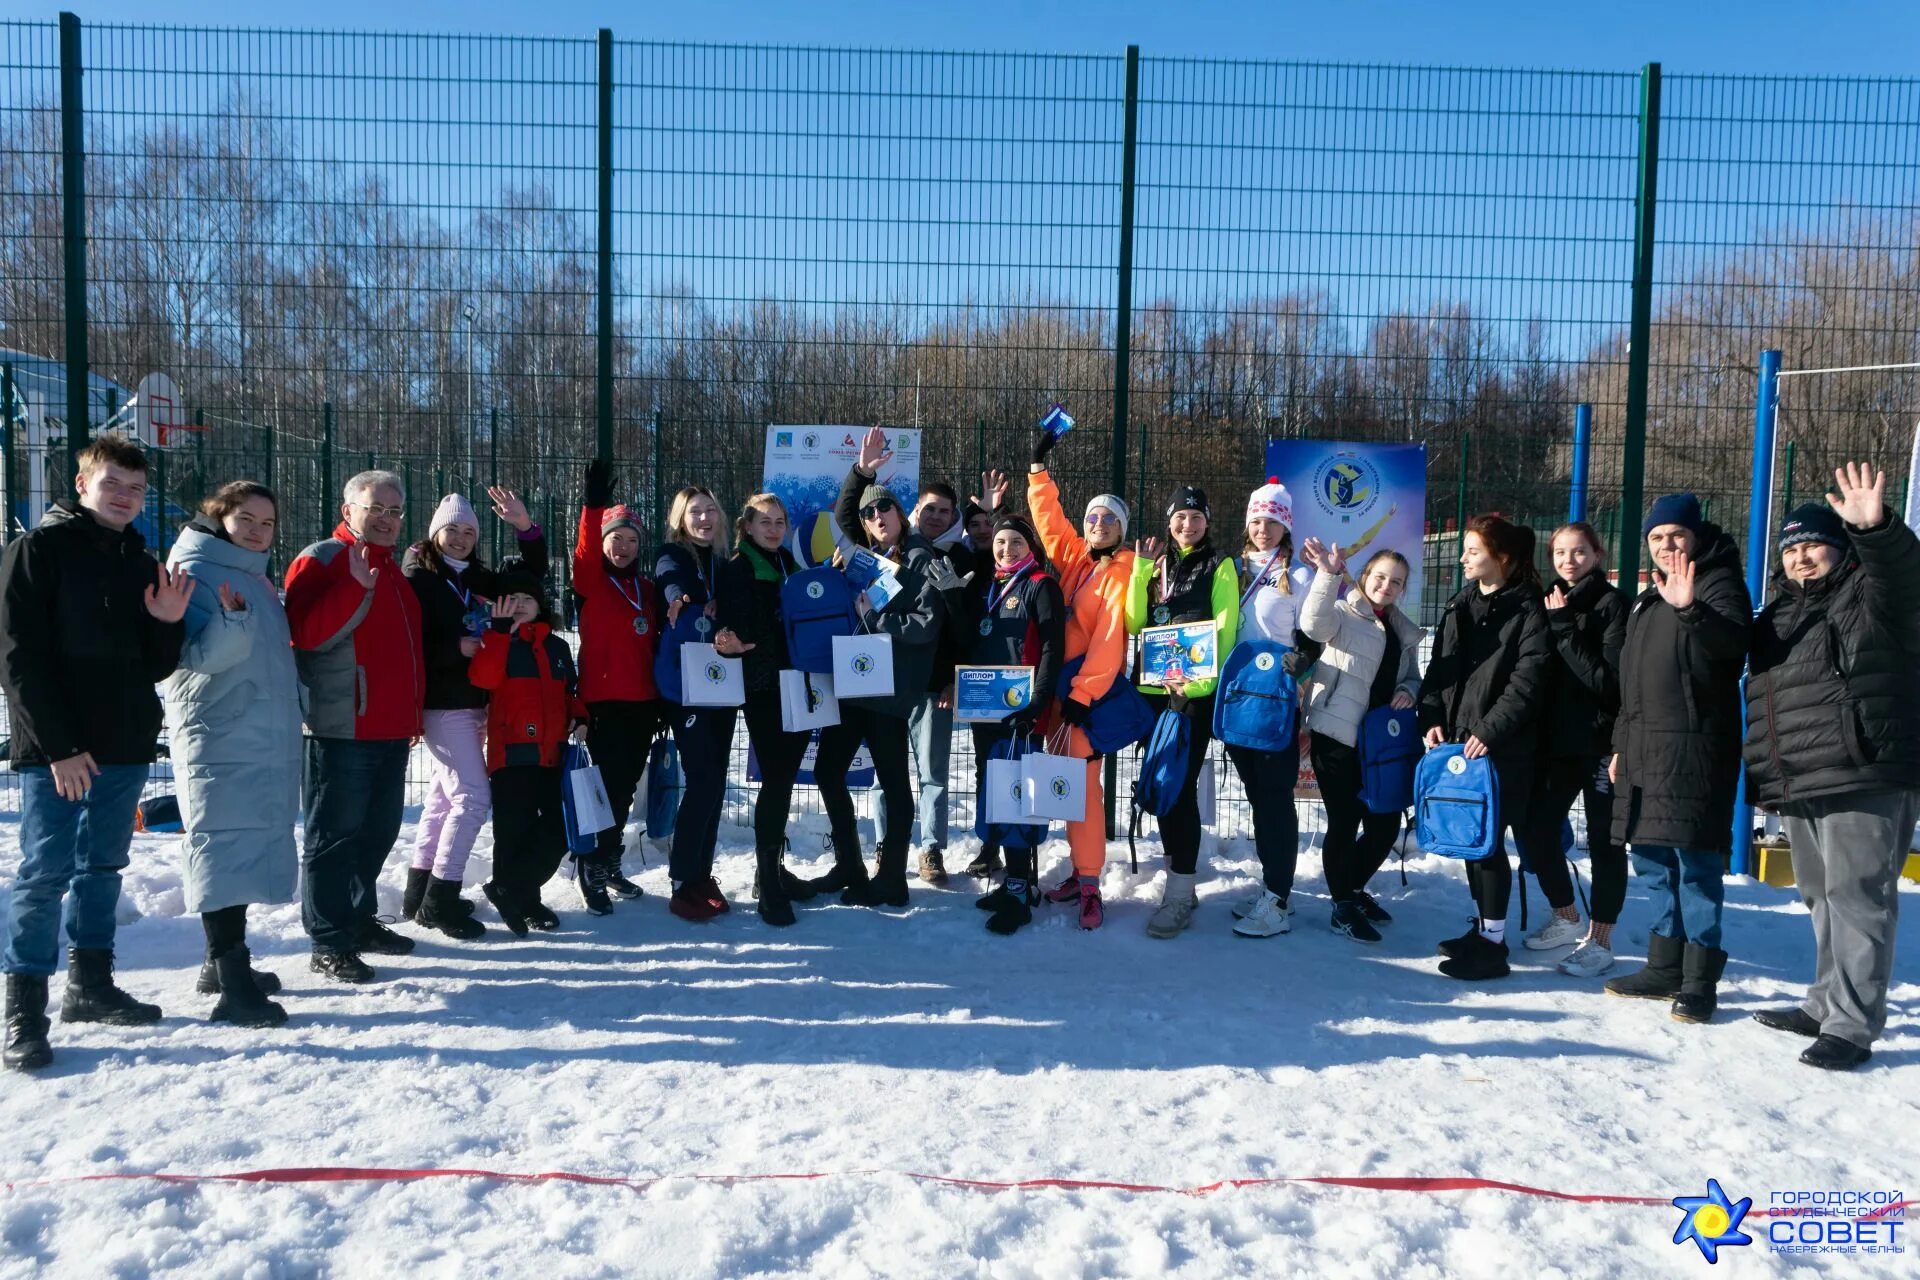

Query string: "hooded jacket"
[162, 521, 301, 911]
[402, 526, 547, 711]
[1611, 523, 1751, 850]
[284, 522, 425, 741]
[1744, 510, 1920, 809]
[1028, 467, 1134, 713]
[1418, 578, 1551, 763]
[571, 503, 663, 705]
[469, 618, 587, 771]
[0, 500, 184, 766]
[1297, 567, 1424, 749]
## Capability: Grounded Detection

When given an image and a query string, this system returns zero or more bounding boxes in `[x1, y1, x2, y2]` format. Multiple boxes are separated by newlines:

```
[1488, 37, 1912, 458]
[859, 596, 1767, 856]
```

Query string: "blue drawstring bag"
[646, 734, 682, 840]
[1126, 708, 1192, 872]
[1356, 705, 1422, 814]
[1057, 654, 1157, 755]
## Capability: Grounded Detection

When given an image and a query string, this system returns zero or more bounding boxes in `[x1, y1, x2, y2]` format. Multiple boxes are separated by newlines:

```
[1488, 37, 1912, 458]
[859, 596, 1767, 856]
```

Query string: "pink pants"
[410, 707, 492, 883]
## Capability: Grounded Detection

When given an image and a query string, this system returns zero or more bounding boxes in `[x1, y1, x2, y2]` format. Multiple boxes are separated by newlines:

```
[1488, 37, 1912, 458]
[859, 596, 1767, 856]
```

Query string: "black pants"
[489, 765, 569, 902]
[586, 700, 663, 861]
[1518, 754, 1624, 922]
[668, 703, 740, 885]
[1156, 694, 1215, 876]
[202, 904, 247, 959]
[1225, 736, 1301, 899]
[1310, 732, 1405, 903]
[301, 736, 410, 952]
[743, 688, 811, 854]
[816, 705, 913, 857]
[1462, 753, 1534, 923]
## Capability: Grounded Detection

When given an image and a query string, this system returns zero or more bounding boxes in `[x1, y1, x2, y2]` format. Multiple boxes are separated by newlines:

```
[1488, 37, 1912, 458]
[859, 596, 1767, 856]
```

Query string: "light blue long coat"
[163, 523, 303, 912]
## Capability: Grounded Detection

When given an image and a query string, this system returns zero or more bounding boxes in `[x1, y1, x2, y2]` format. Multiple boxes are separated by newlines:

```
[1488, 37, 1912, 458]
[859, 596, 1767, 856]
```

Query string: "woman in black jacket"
[712, 492, 819, 927]
[401, 487, 545, 939]
[1418, 513, 1551, 981]
[1515, 521, 1628, 976]
[1603, 492, 1751, 1023]
[1744, 466, 1920, 1070]
[956, 512, 1066, 936]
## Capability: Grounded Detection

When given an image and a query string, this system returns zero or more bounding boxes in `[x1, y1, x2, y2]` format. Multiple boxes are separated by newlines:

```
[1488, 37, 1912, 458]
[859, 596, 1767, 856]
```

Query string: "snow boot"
[918, 846, 949, 885]
[1669, 943, 1726, 1024]
[1146, 872, 1198, 939]
[60, 948, 161, 1025]
[416, 878, 487, 941]
[756, 848, 795, 928]
[3, 975, 52, 1071]
[359, 921, 416, 956]
[700, 877, 731, 914]
[400, 867, 431, 922]
[309, 947, 375, 984]
[848, 844, 911, 908]
[196, 952, 282, 997]
[483, 880, 530, 938]
[1800, 1034, 1871, 1071]
[1604, 931, 1684, 1000]
[984, 887, 1033, 935]
[578, 855, 615, 916]
[1753, 1007, 1820, 1038]
[208, 947, 287, 1028]
[609, 855, 645, 900]
[809, 830, 870, 897]
[523, 897, 559, 931]
[1437, 930, 1511, 980]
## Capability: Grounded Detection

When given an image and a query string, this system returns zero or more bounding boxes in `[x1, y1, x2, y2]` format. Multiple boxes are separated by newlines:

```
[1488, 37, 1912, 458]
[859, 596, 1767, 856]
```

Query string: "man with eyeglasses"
[284, 470, 426, 984]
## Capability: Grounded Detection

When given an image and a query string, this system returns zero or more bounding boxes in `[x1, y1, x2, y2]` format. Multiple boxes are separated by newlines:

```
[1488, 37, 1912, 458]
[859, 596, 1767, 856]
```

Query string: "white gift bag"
[780, 668, 841, 732]
[568, 760, 616, 837]
[984, 756, 1046, 827]
[680, 642, 745, 707]
[832, 632, 895, 699]
[1020, 748, 1086, 823]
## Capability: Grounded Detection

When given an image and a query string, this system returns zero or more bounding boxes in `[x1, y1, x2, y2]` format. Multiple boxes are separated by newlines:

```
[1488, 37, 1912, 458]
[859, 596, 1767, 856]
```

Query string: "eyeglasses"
[860, 498, 899, 519]
[1084, 510, 1120, 526]
[351, 501, 406, 520]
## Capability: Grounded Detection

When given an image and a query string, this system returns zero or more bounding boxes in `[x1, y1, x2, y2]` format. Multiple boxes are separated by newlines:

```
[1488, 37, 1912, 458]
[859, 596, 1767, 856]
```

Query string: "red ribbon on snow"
[4, 1166, 1910, 1218]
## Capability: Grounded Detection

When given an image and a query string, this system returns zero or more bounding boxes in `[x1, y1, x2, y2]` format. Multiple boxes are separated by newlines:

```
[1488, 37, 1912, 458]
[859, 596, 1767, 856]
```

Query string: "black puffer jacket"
[1744, 510, 1920, 808]
[403, 529, 548, 711]
[832, 465, 949, 721]
[1611, 523, 1751, 850]
[714, 539, 801, 695]
[1418, 579, 1552, 756]
[1541, 571, 1627, 759]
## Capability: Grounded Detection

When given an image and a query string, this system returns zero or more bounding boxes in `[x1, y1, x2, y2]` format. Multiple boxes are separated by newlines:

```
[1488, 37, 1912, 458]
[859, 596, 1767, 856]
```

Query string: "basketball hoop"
[129, 372, 203, 448]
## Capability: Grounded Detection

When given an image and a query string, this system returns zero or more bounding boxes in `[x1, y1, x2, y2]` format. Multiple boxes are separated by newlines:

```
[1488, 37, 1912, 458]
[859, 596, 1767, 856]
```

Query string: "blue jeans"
[302, 737, 410, 952]
[3, 764, 148, 976]
[879, 694, 952, 850]
[1630, 844, 1725, 950]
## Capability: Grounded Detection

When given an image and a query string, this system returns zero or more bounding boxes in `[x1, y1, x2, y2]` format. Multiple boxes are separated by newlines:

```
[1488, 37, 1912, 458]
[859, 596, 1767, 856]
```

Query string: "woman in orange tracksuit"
[1016, 425, 1134, 930]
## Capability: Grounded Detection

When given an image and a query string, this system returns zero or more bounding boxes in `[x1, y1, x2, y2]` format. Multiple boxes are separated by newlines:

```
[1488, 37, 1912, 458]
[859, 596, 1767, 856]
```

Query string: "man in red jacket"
[285, 470, 425, 983]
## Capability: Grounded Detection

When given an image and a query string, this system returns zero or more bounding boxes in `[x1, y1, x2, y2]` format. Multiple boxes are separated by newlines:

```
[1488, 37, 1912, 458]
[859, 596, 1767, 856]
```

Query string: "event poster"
[763, 426, 923, 569]
[1264, 440, 1427, 614]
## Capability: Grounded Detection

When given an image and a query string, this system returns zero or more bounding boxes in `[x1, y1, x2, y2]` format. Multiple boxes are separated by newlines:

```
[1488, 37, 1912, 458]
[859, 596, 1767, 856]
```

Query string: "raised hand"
[1135, 535, 1163, 562]
[1828, 462, 1886, 528]
[347, 543, 378, 590]
[217, 582, 248, 614]
[488, 486, 532, 531]
[1544, 585, 1567, 611]
[1657, 554, 1696, 610]
[981, 468, 1010, 512]
[584, 458, 614, 508]
[144, 564, 193, 623]
[857, 425, 893, 475]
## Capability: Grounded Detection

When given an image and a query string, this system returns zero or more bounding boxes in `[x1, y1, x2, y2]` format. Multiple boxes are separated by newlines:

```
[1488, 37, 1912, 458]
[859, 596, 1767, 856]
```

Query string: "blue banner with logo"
[763, 426, 922, 569]
[1264, 440, 1426, 612]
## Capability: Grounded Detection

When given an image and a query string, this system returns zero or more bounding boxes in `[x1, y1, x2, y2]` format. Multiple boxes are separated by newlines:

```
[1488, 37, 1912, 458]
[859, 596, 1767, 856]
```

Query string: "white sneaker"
[1523, 915, 1586, 951]
[1557, 939, 1616, 977]
[1147, 873, 1198, 939]
[1231, 890, 1294, 920]
[1232, 890, 1292, 938]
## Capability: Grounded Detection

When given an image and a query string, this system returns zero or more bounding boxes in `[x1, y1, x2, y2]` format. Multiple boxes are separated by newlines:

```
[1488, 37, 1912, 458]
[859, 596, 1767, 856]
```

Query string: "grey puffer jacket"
[162, 522, 302, 913]
[1297, 568, 1424, 748]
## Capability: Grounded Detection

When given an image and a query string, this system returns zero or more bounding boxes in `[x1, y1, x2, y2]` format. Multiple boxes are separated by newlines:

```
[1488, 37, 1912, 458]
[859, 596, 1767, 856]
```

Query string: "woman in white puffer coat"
[1298, 538, 1423, 943]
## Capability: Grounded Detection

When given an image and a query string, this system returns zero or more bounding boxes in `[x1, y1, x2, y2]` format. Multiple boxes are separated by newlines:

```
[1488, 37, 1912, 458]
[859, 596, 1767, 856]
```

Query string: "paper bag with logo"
[831, 632, 895, 699]
[984, 755, 1046, 827]
[679, 642, 745, 707]
[562, 743, 616, 851]
[779, 668, 841, 732]
[1020, 741, 1085, 823]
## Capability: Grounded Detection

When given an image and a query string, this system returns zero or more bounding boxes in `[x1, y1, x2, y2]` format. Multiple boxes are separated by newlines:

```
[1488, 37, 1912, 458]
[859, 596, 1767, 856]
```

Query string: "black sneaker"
[608, 868, 645, 900]
[1436, 919, 1481, 959]
[1753, 1007, 1820, 1038]
[1354, 890, 1393, 924]
[1330, 900, 1383, 944]
[985, 897, 1033, 936]
[976, 885, 1021, 912]
[359, 922, 416, 956]
[1438, 931, 1511, 981]
[310, 948, 375, 984]
[1800, 1034, 1871, 1072]
[578, 857, 615, 916]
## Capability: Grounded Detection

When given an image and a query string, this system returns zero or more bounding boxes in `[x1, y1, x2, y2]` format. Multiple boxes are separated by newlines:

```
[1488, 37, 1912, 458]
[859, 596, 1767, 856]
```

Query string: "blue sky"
[18, 0, 1920, 76]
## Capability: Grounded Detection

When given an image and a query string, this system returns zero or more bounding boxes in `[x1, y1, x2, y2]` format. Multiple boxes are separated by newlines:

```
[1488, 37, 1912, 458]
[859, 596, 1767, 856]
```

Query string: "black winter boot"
[1437, 930, 1511, 980]
[417, 877, 487, 941]
[359, 921, 416, 955]
[1800, 1034, 1872, 1071]
[400, 867, 431, 921]
[1753, 1007, 1820, 1037]
[578, 855, 615, 916]
[483, 880, 530, 937]
[1604, 931, 1685, 1000]
[209, 947, 287, 1028]
[523, 897, 559, 931]
[196, 954, 283, 997]
[847, 843, 911, 908]
[810, 830, 870, 897]
[1669, 943, 1727, 1024]
[310, 947, 375, 984]
[4, 974, 52, 1071]
[756, 848, 795, 928]
[60, 948, 161, 1025]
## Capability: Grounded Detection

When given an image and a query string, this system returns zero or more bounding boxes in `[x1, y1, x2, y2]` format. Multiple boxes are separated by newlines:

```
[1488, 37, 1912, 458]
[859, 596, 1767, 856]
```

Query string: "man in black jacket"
[0, 434, 191, 1071]
[1605, 492, 1751, 1023]
[1744, 465, 1920, 1071]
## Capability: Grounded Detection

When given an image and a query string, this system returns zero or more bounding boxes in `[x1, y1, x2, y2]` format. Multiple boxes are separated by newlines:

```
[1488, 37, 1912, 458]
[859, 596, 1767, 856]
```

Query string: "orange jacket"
[1028, 468, 1133, 710]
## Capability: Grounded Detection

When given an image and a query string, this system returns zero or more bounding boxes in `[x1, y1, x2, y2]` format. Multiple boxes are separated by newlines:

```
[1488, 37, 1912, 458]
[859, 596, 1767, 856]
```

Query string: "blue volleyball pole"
[1569, 403, 1593, 522]
[1730, 348, 1782, 877]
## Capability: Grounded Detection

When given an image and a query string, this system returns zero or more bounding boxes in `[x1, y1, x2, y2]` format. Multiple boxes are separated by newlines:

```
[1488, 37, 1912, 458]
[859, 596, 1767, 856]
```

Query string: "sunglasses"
[1084, 510, 1121, 526]
[860, 498, 899, 519]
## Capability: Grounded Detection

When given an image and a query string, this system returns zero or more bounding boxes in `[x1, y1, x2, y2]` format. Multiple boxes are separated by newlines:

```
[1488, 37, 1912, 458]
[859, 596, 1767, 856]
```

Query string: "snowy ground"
[0, 796, 1915, 1278]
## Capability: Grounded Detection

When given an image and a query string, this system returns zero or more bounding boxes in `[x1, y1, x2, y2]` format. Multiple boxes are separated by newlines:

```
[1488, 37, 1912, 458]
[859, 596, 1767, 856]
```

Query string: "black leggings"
[202, 904, 247, 958]
[1224, 738, 1301, 898]
[1518, 754, 1624, 923]
[1155, 694, 1215, 876]
[1462, 753, 1532, 923]
[668, 703, 740, 884]
[815, 705, 914, 856]
[585, 700, 665, 861]
[1309, 733, 1405, 903]
[742, 688, 812, 855]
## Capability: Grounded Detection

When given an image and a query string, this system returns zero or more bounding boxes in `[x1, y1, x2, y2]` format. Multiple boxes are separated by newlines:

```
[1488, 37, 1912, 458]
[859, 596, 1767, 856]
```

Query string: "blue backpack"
[1413, 745, 1500, 861]
[1126, 708, 1192, 872]
[1356, 705, 1422, 814]
[972, 734, 1046, 853]
[781, 565, 858, 674]
[651, 609, 715, 704]
[646, 734, 682, 840]
[1058, 654, 1157, 755]
[1212, 640, 1298, 753]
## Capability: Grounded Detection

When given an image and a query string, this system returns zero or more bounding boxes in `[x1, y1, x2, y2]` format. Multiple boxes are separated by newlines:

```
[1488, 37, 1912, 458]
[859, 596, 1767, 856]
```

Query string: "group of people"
[0, 428, 1912, 1078]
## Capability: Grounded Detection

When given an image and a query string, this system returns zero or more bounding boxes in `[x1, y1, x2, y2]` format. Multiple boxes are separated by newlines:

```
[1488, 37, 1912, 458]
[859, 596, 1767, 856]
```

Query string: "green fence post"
[1454, 432, 1471, 595]
[650, 407, 663, 541]
[154, 445, 168, 557]
[58, 10, 89, 476]
[1780, 440, 1796, 516]
[489, 406, 500, 562]
[1, 361, 13, 542]
[1618, 62, 1662, 592]
[595, 28, 615, 463]
[1111, 44, 1140, 517]
[321, 401, 334, 539]
[264, 418, 276, 493]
